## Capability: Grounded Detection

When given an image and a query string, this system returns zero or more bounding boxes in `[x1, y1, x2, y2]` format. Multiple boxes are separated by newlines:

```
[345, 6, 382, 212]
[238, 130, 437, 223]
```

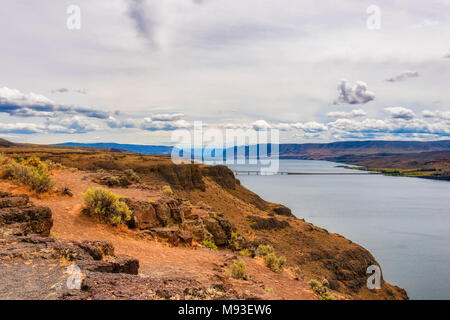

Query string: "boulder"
[273, 205, 294, 217]
[152, 201, 171, 226]
[121, 198, 160, 229]
[247, 215, 290, 230]
[107, 254, 139, 275]
[0, 192, 53, 237]
[202, 217, 229, 246]
[151, 227, 181, 245]
[182, 220, 213, 242]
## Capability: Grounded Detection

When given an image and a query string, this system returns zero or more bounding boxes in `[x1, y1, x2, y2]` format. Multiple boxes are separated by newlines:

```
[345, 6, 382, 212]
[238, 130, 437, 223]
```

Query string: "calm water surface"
[227, 160, 450, 299]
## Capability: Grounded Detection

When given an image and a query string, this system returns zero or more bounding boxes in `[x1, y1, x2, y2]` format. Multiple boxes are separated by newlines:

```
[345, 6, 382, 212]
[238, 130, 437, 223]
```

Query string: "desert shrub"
[99, 175, 131, 187]
[203, 239, 217, 250]
[162, 185, 174, 197]
[265, 287, 274, 294]
[264, 253, 286, 273]
[309, 280, 336, 300]
[256, 244, 274, 257]
[124, 169, 141, 183]
[182, 200, 192, 206]
[1, 162, 54, 193]
[23, 156, 42, 167]
[239, 249, 252, 257]
[83, 188, 132, 226]
[197, 201, 212, 210]
[229, 261, 247, 280]
[61, 186, 73, 197]
[0, 153, 12, 166]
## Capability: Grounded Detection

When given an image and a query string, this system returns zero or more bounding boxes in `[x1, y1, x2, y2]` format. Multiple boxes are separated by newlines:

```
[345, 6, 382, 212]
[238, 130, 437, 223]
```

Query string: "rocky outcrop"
[123, 197, 238, 248]
[248, 215, 290, 230]
[0, 234, 246, 300]
[272, 205, 294, 217]
[153, 164, 206, 191]
[0, 192, 53, 237]
[122, 199, 160, 229]
[202, 165, 238, 189]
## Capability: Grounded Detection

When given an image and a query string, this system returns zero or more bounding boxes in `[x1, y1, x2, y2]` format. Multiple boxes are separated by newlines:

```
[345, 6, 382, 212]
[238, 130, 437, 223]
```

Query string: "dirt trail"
[0, 170, 315, 299]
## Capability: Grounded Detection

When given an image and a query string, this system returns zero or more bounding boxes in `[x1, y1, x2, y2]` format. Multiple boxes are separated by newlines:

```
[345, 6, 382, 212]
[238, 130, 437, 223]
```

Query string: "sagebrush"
[1, 157, 54, 193]
[83, 188, 132, 225]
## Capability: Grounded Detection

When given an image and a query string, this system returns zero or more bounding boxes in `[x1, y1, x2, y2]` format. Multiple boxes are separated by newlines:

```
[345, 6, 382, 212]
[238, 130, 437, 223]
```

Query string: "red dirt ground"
[0, 169, 315, 300]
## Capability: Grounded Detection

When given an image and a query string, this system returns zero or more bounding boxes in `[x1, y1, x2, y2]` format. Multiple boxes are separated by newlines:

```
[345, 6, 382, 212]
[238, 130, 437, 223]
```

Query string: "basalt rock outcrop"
[247, 215, 290, 230]
[0, 190, 248, 300]
[0, 191, 53, 237]
[124, 197, 238, 248]
[152, 164, 206, 191]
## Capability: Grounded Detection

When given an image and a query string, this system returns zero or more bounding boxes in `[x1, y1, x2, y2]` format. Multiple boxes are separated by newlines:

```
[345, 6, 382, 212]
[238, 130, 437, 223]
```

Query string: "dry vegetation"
[0, 142, 408, 300]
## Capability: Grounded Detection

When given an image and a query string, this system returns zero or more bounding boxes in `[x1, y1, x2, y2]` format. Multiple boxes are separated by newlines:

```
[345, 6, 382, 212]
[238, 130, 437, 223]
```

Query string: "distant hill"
[56, 142, 173, 155]
[278, 140, 450, 159]
[55, 140, 450, 159]
[0, 138, 15, 148]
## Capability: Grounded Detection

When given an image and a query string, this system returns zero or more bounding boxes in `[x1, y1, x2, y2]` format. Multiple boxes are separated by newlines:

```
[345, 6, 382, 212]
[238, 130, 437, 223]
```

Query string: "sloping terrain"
[0, 145, 408, 300]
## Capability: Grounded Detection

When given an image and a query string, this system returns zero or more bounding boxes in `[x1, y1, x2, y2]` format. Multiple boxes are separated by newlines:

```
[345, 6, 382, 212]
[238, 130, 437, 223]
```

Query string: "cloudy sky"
[0, 0, 449, 145]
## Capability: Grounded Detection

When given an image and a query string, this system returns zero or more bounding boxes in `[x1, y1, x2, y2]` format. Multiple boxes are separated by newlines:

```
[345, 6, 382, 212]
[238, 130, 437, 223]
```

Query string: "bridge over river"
[232, 170, 380, 176]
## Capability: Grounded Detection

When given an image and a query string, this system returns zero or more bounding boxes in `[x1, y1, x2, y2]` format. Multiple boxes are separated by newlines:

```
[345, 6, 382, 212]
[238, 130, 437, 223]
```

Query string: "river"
[227, 159, 450, 299]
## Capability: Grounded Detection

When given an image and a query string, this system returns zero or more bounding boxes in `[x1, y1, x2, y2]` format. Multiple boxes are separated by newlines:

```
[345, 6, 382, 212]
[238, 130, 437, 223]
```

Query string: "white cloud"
[46, 116, 100, 134]
[151, 113, 185, 121]
[0, 122, 45, 134]
[384, 107, 415, 120]
[327, 109, 367, 119]
[0, 116, 99, 135]
[0, 87, 110, 119]
[252, 120, 271, 131]
[422, 110, 450, 121]
[106, 116, 139, 129]
[334, 80, 375, 105]
[140, 118, 192, 131]
[385, 71, 419, 82]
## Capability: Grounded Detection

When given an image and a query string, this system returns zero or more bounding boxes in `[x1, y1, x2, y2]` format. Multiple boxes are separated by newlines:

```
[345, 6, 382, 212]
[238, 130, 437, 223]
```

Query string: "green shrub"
[264, 253, 286, 273]
[309, 280, 336, 300]
[229, 261, 247, 280]
[0, 153, 12, 166]
[182, 200, 192, 206]
[1, 162, 54, 193]
[124, 169, 141, 183]
[162, 185, 174, 197]
[23, 156, 43, 168]
[256, 244, 274, 257]
[203, 239, 217, 250]
[265, 287, 274, 294]
[83, 188, 132, 226]
[239, 249, 252, 257]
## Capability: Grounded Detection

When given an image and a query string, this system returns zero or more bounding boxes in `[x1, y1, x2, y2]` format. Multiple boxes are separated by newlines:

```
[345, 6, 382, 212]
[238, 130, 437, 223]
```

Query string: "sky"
[0, 0, 449, 145]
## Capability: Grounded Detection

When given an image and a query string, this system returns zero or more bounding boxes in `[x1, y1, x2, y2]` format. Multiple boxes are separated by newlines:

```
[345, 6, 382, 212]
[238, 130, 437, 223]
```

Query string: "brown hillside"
[0, 147, 407, 300]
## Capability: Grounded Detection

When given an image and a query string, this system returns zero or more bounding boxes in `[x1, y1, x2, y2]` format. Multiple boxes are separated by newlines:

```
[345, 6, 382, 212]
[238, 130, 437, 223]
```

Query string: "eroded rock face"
[123, 197, 237, 248]
[202, 165, 237, 189]
[122, 198, 160, 230]
[273, 205, 294, 217]
[0, 192, 53, 237]
[154, 164, 206, 191]
[153, 201, 171, 226]
[247, 215, 290, 230]
[201, 217, 233, 246]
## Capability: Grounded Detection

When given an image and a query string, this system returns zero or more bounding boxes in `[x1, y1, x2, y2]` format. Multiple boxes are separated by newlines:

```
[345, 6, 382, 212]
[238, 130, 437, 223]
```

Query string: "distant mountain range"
[56, 140, 450, 159]
[55, 142, 173, 155]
